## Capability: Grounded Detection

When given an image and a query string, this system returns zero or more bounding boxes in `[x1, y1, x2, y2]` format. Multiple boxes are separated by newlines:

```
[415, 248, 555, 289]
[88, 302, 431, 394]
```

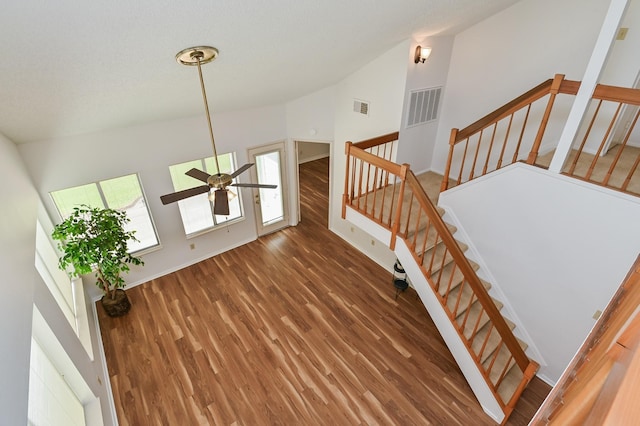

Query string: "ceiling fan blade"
[229, 163, 254, 179]
[185, 168, 211, 183]
[160, 185, 210, 205]
[213, 189, 230, 215]
[230, 183, 278, 189]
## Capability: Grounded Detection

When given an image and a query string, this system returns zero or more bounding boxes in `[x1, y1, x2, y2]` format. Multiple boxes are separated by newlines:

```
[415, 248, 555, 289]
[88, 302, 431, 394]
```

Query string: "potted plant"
[52, 205, 144, 317]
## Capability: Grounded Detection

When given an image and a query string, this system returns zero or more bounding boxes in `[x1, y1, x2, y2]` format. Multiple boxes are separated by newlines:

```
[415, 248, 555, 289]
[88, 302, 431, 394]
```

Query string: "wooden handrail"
[352, 131, 400, 150]
[593, 84, 640, 105]
[454, 76, 569, 143]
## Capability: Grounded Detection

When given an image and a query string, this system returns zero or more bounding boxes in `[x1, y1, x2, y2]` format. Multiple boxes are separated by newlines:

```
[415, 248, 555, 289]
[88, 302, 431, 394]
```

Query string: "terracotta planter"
[101, 289, 131, 317]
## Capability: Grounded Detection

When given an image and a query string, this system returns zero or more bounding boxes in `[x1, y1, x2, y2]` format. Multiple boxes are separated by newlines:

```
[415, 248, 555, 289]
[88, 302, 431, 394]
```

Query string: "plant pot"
[101, 289, 131, 317]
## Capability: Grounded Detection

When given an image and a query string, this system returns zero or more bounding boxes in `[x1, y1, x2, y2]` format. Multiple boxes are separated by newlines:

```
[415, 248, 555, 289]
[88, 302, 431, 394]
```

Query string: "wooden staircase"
[342, 132, 538, 424]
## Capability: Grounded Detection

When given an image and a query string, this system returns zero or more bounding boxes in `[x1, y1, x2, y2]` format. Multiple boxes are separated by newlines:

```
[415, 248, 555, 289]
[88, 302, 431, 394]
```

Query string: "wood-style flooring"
[98, 157, 550, 425]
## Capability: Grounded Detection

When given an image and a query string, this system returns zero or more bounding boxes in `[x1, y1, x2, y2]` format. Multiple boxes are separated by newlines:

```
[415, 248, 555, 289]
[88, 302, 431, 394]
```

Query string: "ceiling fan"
[160, 46, 276, 216]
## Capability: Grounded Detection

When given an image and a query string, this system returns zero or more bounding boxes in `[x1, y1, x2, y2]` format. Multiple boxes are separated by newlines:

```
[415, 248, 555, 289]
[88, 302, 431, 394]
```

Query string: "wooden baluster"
[465, 296, 484, 340]
[356, 159, 365, 211]
[603, 107, 639, 187]
[622, 152, 640, 193]
[587, 102, 623, 182]
[435, 245, 450, 286]
[483, 122, 498, 175]
[411, 209, 424, 252]
[469, 130, 484, 181]
[569, 100, 602, 175]
[458, 293, 475, 332]
[419, 222, 432, 268]
[342, 142, 353, 219]
[402, 192, 415, 238]
[512, 105, 531, 163]
[458, 139, 469, 185]
[451, 280, 467, 318]
[370, 165, 380, 219]
[477, 323, 496, 363]
[495, 351, 515, 390]
[497, 113, 514, 169]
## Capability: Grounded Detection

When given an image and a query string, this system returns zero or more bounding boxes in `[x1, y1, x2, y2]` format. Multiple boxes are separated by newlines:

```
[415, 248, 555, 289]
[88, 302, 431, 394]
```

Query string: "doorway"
[248, 141, 289, 236]
[296, 141, 331, 226]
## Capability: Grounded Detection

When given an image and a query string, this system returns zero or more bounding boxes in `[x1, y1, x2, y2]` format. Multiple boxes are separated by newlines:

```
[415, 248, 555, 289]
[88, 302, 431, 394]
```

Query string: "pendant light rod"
[175, 46, 222, 176]
[193, 51, 221, 176]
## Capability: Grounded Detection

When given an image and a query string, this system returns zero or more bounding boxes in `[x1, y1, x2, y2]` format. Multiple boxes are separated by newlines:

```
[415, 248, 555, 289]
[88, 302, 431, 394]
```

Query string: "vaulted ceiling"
[1, 0, 520, 144]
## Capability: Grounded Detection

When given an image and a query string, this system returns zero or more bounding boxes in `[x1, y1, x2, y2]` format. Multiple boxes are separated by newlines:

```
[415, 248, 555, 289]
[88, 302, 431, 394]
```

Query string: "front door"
[248, 141, 289, 236]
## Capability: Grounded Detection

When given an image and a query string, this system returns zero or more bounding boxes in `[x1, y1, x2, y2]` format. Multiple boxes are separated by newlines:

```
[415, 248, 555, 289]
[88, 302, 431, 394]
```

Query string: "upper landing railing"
[442, 74, 640, 197]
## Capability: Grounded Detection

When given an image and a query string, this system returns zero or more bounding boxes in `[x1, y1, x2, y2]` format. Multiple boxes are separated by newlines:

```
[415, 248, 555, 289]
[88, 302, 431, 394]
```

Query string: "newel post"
[441, 129, 458, 191]
[389, 163, 410, 250]
[342, 142, 353, 219]
[527, 74, 566, 165]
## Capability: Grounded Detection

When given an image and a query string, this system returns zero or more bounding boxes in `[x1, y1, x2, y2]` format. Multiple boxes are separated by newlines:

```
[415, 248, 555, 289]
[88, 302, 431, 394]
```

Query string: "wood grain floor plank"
[98, 157, 550, 425]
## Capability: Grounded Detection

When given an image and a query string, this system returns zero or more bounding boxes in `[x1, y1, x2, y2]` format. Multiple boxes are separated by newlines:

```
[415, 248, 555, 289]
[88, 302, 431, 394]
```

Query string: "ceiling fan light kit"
[160, 46, 277, 216]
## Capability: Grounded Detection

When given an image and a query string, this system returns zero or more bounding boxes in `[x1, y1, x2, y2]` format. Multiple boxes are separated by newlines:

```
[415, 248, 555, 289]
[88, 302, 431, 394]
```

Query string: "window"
[169, 153, 243, 235]
[50, 174, 159, 253]
[29, 338, 87, 426]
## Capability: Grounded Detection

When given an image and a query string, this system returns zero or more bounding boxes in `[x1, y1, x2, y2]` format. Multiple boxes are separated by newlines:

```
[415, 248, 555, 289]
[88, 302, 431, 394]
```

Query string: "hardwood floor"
[98, 157, 549, 425]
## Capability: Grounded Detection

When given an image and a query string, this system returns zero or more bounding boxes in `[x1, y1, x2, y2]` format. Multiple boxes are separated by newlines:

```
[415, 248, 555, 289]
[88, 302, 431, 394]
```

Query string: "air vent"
[353, 99, 370, 116]
[407, 86, 442, 127]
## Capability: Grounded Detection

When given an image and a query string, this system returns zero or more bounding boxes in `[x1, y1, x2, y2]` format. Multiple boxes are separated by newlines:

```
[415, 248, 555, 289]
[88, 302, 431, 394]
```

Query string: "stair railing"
[562, 83, 640, 197]
[442, 75, 640, 198]
[442, 74, 582, 191]
[344, 135, 539, 420]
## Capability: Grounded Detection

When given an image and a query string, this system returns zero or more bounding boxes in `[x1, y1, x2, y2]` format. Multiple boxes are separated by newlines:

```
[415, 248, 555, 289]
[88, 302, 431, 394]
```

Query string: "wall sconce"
[414, 45, 432, 63]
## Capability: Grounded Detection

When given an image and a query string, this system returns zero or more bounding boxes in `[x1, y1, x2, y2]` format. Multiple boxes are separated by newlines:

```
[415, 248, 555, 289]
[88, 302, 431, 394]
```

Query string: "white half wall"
[438, 163, 640, 383]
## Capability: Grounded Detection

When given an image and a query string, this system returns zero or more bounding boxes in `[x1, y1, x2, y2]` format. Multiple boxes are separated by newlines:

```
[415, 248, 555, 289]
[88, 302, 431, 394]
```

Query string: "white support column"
[549, 0, 630, 173]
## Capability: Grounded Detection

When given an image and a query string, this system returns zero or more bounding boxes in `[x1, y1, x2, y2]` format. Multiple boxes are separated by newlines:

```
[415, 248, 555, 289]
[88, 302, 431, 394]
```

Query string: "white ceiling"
[1, 0, 520, 144]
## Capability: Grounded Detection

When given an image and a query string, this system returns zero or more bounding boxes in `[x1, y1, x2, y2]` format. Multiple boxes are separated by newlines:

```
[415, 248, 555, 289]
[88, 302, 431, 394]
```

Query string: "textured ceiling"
[1, 0, 520, 143]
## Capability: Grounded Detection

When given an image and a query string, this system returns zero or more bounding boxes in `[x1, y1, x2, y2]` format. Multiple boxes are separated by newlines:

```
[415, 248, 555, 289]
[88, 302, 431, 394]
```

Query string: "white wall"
[431, 0, 611, 174]
[397, 36, 454, 174]
[330, 40, 411, 269]
[0, 133, 115, 425]
[0, 132, 39, 424]
[439, 163, 640, 383]
[286, 85, 336, 143]
[18, 105, 289, 291]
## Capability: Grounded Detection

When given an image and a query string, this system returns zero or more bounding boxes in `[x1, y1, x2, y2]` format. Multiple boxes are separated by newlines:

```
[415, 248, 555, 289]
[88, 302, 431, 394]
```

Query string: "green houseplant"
[52, 205, 144, 317]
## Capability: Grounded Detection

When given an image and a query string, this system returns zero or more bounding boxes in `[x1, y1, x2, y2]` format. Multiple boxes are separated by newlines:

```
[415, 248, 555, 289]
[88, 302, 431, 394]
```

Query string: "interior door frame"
[295, 140, 331, 226]
[247, 141, 290, 236]
[605, 68, 640, 154]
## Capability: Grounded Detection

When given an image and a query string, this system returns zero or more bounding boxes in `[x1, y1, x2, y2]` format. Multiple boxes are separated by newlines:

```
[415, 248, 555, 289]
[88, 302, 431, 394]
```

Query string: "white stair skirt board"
[394, 238, 505, 424]
[345, 206, 504, 423]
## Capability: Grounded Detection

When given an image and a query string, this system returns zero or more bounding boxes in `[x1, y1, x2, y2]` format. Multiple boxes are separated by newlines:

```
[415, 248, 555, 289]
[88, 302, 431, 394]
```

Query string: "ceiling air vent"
[407, 86, 442, 127]
[353, 99, 370, 116]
